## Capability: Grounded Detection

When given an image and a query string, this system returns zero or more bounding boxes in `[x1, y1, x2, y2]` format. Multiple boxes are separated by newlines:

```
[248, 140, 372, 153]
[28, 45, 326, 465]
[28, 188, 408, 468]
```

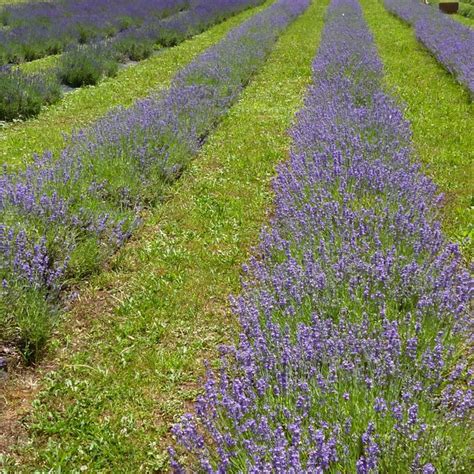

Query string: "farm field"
[0, 0, 472, 472]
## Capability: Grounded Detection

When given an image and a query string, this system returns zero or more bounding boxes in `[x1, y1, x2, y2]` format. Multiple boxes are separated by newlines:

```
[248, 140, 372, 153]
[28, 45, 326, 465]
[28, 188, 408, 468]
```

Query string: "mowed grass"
[0, 0, 28, 4]
[16, 54, 61, 74]
[1, 0, 329, 471]
[0, 1, 271, 168]
[362, 0, 473, 258]
[454, 11, 474, 27]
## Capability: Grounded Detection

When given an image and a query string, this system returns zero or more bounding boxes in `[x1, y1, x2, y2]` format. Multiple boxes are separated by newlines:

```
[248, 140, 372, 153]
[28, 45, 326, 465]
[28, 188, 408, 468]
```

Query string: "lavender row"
[0, 0, 267, 121]
[0, 0, 309, 362]
[384, 0, 474, 95]
[124, 0, 267, 50]
[170, 0, 473, 471]
[58, 0, 267, 85]
[0, 0, 188, 65]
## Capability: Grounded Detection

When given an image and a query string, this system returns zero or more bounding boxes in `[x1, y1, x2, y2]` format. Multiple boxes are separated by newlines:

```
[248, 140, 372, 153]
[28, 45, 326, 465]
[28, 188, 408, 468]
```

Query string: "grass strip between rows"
[361, 0, 473, 259]
[454, 12, 474, 27]
[1, 0, 328, 471]
[0, 0, 271, 168]
[16, 53, 60, 74]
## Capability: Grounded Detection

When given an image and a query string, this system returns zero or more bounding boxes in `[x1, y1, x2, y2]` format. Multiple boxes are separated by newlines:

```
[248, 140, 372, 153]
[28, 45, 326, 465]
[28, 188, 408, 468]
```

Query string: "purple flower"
[384, 0, 474, 94]
[170, 0, 472, 470]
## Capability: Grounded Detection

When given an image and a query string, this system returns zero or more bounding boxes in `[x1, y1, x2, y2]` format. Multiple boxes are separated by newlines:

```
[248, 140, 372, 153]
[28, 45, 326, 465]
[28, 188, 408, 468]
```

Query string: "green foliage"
[112, 35, 156, 62]
[427, 0, 474, 25]
[58, 44, 119, 87]
[459, 2, 474, 18]
[0, 34, 70, 65]
[156, 27, 187, 47]
[0, 68, 61, 121]
[117, 15, 136, 32]
[76, 23, 101, 44]
[22, 36, 65, 61]
[0, 285, 53, 364]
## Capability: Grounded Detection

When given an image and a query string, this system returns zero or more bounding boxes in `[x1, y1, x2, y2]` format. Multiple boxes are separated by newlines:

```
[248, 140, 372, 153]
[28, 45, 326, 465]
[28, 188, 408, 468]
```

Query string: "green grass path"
[0, 1, 271, 168]
[17, 53, 60, 73]
[362, 0, 473, 257]
[454, 12, 474, 27]
[2, 0, 329, 471]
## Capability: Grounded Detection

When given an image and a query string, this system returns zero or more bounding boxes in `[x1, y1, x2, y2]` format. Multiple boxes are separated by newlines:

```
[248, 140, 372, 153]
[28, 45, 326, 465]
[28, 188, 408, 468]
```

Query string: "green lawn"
[362, 0, 473, 259]
[1, 0, 329, 471]
[0, 0, 29, 4]
[0, 1, 270, 168]
[16, 54, 60, 73]
[454, 10, 474, 27]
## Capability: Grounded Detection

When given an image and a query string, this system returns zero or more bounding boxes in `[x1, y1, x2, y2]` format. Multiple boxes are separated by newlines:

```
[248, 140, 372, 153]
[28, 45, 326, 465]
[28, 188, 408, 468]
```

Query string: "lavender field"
[0, 0, 472, 471]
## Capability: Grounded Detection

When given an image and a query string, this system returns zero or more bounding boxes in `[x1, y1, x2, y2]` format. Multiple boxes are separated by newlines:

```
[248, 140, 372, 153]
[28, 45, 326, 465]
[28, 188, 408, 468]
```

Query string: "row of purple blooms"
[0, 0, 310, 358]
[0, 0, 187, 64]
[170, 0, 473, 471]
[384, 0, 474, 95]
[112, 0, 267, 50]
[0, 0, 268, 122]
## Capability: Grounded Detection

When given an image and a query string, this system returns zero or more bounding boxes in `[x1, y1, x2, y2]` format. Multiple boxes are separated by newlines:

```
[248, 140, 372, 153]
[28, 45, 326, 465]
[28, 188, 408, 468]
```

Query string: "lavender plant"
[110, 0, 267, 59]
[0, 66, 61, 121]
[0, 0, 189, 65]
[170, 0, 473, 471]
[111, 30, 156, 62]
[384, 0, 474, 95]
[58, 43, 119, 87]
[0, 0, 309, 362]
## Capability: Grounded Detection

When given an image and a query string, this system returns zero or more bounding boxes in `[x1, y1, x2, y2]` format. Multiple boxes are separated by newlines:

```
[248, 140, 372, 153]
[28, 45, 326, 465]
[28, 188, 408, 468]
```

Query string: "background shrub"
[155, 27, 187, 47]
[0, 67, 62, 121]
[459, 2, 474, 18]
[112, 30, 155, 62]
[58, 43, 119, 87]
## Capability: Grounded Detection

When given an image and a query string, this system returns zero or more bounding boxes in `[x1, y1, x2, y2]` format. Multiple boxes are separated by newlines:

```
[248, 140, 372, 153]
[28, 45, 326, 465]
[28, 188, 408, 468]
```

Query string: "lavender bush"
[384, 0, 474, 95]
[170, 0, 473, 471]
[0, 0, 189, 65]
[111, 31, 156, 62]
[145, 0, 266, 46]
[109, 0, 267, 61]
[58, 43, 119, 87]
[0, 0, 309, 362]
[0, 66, 61, 121]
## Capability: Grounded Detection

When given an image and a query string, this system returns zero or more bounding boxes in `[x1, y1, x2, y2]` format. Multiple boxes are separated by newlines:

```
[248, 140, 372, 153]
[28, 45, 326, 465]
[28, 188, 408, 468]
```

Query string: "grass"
[0, 0, 29, 4]
[454, 10, 474, 26]
[16, 54, 60, 74]
[0, 0, 329, 470]
[0, 1, 270, 168]
[362, 0, 473, 259]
